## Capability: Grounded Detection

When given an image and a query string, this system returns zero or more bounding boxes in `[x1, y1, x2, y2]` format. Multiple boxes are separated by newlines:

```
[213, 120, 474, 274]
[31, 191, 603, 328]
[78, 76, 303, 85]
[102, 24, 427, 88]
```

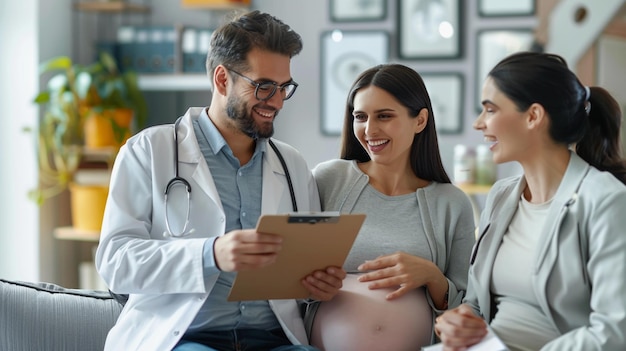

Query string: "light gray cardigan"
[313, 159, 476, 312]
[467, 152, 626, 350]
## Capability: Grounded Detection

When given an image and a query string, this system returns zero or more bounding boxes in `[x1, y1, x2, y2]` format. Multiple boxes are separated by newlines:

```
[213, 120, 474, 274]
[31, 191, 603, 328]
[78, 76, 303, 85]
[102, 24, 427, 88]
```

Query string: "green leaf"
[39, 56, 72, 74]
[33, 91, 51, 104]
[99, 51, 119, 75]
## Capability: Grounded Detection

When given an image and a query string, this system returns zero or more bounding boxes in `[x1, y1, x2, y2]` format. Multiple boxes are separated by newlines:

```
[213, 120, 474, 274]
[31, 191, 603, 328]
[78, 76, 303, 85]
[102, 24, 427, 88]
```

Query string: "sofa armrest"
[0, 278, 123, 351]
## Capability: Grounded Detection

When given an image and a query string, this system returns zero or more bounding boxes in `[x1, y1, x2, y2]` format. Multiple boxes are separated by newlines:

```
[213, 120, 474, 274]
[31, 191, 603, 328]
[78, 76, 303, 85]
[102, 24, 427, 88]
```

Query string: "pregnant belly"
[310, 274, 433, 351]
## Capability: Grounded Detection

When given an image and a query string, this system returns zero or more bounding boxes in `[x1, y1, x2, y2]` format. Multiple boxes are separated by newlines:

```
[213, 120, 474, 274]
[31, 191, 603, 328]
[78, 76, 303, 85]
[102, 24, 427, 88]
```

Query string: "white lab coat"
[95, 107, 321, 351]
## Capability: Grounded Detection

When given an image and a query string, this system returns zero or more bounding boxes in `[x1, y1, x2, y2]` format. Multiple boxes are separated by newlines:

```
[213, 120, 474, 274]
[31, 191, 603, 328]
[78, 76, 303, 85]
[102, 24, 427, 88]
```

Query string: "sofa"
[0, 278, 122, 351]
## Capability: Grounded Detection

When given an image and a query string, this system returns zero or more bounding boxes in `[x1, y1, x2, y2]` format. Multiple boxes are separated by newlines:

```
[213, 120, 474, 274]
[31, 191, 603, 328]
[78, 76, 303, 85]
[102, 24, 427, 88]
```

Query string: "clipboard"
[227, 212, 365, 301]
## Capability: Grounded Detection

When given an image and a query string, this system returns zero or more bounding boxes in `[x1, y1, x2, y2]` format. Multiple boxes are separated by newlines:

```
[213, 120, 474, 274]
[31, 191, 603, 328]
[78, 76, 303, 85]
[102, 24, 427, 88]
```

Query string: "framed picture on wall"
[475, 29, 535, 111]
[478, 0, 535, 17]
[330, 0, 387, 22]
[422, 73, 464, 134]
[320, 30, 389, 136]
[397, 0, 461, 59]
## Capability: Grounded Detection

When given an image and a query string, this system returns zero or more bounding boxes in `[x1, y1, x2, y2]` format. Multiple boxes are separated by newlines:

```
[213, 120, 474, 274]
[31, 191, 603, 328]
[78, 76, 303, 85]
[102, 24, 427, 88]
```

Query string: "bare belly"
[310, 274, 433, 351]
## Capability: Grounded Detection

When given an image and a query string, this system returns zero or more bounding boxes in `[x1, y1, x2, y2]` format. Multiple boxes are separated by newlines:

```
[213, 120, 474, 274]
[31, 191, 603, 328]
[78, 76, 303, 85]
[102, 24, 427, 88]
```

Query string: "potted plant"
[30, 53, 147, 231]
[82, 51, 147, 149]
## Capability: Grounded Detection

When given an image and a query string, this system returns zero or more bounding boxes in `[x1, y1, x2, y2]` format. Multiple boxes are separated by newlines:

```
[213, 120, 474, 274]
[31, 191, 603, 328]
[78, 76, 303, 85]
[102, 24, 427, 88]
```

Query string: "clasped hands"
[434, 304, 488, 351]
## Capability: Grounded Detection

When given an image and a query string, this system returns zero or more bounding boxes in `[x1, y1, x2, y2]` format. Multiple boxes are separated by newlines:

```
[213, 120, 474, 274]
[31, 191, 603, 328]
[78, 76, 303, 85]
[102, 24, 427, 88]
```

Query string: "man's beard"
[226, 95, 276, 139]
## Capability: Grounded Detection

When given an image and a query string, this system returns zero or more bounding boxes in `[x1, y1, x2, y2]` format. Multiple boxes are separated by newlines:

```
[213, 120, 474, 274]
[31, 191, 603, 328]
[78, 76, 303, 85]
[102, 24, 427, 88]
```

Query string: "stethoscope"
[163, 118, 194, 237]
[163, 118, 297, 238]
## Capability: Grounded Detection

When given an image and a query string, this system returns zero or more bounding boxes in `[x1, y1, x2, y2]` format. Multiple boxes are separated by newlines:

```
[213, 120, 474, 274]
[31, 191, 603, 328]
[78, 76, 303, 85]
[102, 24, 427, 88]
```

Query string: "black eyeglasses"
[228, 69, 298, 101]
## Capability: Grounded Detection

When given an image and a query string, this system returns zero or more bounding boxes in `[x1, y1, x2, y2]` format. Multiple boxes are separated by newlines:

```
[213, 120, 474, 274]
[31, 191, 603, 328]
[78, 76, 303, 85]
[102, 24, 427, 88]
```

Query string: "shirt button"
[220, 217, 224, 222]
[242, 212, 246, 217]
[173, 330, 180, 336]
[238, 171, 243, 176]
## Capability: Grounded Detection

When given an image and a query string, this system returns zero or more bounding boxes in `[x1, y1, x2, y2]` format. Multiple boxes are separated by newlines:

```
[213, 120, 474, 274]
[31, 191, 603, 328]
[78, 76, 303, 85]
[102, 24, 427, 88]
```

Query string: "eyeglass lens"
[229, 68, 298, 101]
[255, 82, 297, 101]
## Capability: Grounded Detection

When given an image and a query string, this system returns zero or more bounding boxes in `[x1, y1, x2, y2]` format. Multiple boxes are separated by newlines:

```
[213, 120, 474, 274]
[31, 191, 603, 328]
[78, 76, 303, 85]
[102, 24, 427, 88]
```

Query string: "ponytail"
[576, 86, 626, 185]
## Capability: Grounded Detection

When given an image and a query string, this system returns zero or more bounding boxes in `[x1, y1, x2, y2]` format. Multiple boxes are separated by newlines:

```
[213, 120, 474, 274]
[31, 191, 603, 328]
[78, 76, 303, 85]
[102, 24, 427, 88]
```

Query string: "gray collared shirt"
[187, 108, 280, 332]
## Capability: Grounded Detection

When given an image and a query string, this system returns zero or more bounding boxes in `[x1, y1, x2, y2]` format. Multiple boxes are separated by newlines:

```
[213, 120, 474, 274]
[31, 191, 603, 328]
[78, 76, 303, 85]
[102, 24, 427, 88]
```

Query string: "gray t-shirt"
[344, 184, 430, 271]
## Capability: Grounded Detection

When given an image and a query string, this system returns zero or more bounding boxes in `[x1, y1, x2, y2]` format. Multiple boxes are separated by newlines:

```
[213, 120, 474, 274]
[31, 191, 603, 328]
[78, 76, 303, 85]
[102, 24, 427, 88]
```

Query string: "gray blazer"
[466, 152, 626, 350]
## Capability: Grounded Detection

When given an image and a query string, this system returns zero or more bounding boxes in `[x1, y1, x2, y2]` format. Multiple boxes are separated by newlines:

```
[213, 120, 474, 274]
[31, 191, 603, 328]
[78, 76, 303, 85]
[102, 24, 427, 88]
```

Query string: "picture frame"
[320, 30, 389, 136]
[475, 29, 535, 111]
[330, 0, 387, 22]
[478, 0, 535, 17]
[422, 73, 464, 134]
[397, 0, 461, 59]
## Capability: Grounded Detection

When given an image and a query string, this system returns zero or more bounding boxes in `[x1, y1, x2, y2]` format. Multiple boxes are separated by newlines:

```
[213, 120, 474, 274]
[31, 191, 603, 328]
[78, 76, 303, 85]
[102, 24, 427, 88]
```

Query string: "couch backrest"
[0, 278, 123, 351]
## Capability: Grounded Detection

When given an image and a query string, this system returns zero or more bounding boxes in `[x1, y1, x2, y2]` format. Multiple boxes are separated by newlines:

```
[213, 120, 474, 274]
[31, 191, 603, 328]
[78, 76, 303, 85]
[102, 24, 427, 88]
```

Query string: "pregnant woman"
[308, 64, 476, 350]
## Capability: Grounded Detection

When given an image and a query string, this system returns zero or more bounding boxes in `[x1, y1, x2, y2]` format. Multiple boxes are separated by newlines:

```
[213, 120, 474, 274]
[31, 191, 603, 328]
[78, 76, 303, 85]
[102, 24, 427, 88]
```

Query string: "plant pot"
[84, 108, 133, 148]
[69, 183, 109, 232]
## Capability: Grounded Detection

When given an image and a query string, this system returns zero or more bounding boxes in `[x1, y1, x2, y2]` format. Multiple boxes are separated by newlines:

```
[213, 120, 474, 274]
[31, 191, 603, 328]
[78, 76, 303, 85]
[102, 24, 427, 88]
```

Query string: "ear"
[213, 65, 229, 96]
[526, 103, 547, 130]
[414, 108, 428, 134]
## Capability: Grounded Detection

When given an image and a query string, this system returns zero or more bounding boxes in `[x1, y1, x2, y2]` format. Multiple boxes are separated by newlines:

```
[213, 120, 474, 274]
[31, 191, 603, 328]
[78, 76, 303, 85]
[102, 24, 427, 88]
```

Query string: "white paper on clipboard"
[422, 325, 507, 351]
[227, 212, 365, 301]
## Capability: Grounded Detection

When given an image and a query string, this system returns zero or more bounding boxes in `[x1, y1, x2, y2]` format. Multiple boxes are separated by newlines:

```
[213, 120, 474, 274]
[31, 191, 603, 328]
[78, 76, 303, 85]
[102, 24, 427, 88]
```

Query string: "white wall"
[0, 0, 39, 281]
[0, 0, 74, 283]
[597, 35, 626, 154]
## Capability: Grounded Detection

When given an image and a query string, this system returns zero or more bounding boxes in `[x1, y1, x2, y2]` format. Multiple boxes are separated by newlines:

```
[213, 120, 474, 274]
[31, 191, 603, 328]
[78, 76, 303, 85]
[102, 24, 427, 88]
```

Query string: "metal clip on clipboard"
[287, 212, 341, 224]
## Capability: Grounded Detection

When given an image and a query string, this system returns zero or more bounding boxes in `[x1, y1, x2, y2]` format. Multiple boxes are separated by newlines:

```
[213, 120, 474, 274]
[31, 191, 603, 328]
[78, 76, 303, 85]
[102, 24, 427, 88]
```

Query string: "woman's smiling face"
[474, 77, 531, 165]
[352, 85, 425, 167]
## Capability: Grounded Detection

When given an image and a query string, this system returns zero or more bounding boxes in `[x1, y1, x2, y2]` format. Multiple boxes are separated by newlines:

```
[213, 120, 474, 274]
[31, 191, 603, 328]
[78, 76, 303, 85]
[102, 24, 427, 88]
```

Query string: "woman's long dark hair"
[488, 52, 626, 184]
[340, 64, 450, 183]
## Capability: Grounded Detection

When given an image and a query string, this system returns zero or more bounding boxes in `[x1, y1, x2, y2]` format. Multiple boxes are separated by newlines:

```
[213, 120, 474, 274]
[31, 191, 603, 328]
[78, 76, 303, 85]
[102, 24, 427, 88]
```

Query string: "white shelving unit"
[138, 74, 212, 91]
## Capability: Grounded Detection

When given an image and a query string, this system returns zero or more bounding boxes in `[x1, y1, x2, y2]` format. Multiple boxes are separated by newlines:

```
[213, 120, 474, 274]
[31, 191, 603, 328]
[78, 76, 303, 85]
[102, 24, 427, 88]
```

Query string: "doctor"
[95, 10, 345, 351]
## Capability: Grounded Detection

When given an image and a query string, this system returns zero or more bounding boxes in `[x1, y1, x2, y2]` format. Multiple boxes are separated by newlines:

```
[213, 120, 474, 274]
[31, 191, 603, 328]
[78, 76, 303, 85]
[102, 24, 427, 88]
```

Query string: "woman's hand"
[435, 304, 488, 350]
[357, 251, 448, 303]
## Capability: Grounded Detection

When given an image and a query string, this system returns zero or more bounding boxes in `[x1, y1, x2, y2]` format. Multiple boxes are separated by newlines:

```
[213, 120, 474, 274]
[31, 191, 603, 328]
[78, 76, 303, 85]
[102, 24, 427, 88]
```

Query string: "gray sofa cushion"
[0, 278, 122, 351]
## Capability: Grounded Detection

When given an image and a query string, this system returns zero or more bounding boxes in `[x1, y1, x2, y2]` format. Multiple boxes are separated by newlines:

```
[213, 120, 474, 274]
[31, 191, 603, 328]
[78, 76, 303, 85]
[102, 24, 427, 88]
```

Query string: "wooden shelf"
[181, 0, 249, 10]
[74, 1, 150, 13]
[457, 183, 492, 195]
[54, 226, 101, 242]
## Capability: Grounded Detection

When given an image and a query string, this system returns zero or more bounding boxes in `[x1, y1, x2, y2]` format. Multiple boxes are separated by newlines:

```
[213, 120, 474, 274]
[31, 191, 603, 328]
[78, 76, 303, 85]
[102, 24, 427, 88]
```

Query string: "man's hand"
[213, 229, 283, 272]
[301, 266, 347, 301]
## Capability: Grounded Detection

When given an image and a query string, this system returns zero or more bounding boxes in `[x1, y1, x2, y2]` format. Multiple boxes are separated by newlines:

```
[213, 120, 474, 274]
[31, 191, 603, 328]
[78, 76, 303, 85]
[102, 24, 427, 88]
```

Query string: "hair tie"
[584, 86, 591, 115]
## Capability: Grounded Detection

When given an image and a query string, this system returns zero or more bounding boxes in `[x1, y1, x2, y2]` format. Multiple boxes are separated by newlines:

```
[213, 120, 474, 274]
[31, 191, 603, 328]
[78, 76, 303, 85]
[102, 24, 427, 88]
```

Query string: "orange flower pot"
[84, 108, 133, 148]
[69, 183, 109, 232]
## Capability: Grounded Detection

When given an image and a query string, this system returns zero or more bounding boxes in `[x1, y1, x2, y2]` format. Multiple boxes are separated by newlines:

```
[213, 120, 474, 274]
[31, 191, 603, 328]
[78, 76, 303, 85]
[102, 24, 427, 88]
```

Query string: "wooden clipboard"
[227, 212, 365, 301]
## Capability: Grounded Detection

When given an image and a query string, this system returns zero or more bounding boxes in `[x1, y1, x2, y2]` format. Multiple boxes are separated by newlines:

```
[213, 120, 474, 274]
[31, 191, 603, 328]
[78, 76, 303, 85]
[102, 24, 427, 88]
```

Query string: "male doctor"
[95, 10, 345, 351]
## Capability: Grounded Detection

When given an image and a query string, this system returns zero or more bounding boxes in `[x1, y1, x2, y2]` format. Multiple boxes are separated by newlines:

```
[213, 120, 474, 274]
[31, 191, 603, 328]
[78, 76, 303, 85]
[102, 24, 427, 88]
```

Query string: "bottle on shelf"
[453, 144, 476, 185]
[475, 144, 497, 185]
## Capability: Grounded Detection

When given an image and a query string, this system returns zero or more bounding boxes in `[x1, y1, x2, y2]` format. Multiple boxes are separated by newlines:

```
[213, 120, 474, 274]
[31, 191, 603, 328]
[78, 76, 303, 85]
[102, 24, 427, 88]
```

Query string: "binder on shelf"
[117, 25, 179, 74]
[133, 26, 151, 73]
[117, 26, 136, 72]
[148, 26, 178, 74]
[182, 26, 213, 73]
